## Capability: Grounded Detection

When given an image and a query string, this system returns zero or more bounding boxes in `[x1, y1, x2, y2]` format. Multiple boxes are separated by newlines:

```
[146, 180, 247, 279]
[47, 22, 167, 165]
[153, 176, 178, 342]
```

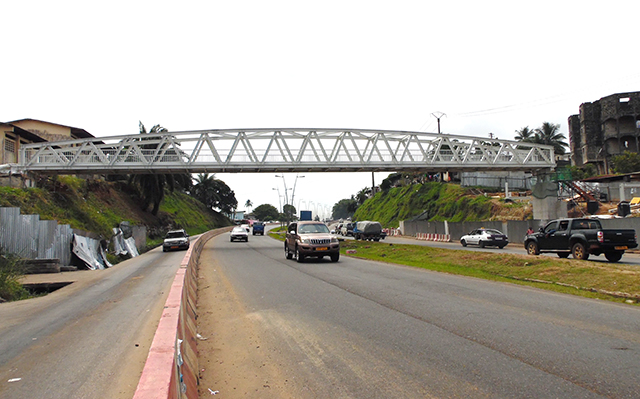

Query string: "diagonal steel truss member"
[18, 128, 556, 174]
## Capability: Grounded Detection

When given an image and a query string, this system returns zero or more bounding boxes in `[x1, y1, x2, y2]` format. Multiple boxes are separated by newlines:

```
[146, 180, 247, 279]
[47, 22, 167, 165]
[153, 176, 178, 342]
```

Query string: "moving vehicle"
[163, 229, 190, 252]
[524, 218, 637, 262]
[284, 221, 340, 263]
[460, 228, 508, 248]
[340, 222, 354, 237]
[230, 226, 249, 242]
[352, 221, 385, 241]
[252, 222, 265, 235]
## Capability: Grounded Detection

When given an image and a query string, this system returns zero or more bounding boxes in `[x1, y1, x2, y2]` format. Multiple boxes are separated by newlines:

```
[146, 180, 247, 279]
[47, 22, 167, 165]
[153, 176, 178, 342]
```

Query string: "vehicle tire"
[479, 240, 485, 248]
[374, 238, 380, 242]
[163, 248, 167, 252]
[296, 247, 305, 263]
[526, 241, 540, 255]
[604, 251, 623, 263]
[571, 242, 589, 260]
[557, 252, 570, 258]
[461, 239, 467, 247]
[230, 238, 233, 242]
[331, 253, 339, 262]
[498, 245, 506, 249]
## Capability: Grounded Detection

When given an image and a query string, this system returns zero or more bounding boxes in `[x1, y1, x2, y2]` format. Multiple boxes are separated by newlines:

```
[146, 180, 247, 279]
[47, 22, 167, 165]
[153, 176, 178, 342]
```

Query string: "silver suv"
[163, 229, 190, 252]
[284, 221, 340, 263]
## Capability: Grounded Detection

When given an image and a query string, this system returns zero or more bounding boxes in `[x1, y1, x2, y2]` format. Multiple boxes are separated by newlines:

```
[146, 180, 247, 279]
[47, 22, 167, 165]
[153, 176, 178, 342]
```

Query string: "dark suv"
[284, 221, 340, 263]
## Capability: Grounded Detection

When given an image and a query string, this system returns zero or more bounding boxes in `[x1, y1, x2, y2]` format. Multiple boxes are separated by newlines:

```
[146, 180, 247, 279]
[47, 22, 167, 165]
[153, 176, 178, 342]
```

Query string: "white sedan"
[460, 228, 508, 248]
[230, 226, 249, 242]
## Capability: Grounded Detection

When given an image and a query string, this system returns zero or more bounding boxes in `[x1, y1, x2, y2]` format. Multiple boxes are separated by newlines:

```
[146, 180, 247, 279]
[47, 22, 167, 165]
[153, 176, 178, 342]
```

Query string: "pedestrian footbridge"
[17, 128, 556, 174]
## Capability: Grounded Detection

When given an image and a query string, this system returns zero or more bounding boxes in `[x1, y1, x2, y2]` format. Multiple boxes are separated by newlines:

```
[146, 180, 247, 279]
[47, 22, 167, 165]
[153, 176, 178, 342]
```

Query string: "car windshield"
[484, 229, 503, 235]
[298, 224, 330, 234]
[166, 231, 186, 238]
[232, 227, 246, 233]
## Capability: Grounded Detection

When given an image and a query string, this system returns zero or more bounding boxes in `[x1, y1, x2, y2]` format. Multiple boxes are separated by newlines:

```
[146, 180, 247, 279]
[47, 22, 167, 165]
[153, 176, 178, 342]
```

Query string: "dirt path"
[196, 243, 301, 398]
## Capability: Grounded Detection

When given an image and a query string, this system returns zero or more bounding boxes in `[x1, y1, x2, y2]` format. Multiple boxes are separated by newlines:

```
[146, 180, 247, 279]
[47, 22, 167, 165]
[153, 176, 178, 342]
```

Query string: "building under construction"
[569, 91, 640, 174]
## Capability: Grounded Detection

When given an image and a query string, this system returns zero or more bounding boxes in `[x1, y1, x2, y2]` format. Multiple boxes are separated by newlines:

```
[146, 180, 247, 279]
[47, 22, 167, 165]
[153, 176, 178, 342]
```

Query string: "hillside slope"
[353, 182, 531, 228]
[0, 176, 231, 241]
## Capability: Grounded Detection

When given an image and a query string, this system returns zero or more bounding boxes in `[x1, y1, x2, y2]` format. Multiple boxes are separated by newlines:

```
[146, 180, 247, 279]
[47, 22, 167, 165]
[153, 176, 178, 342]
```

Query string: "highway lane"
[198, 231, 640, 398]
[0, 244, 189, 399]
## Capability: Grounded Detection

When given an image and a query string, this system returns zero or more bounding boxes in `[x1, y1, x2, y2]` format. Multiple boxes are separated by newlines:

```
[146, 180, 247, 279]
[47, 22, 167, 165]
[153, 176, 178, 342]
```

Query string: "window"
[4, 137, 15, 153]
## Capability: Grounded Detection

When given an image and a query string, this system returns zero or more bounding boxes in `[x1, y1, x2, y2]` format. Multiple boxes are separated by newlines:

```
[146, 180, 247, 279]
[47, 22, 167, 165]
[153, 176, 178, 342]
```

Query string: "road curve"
[197, 232, 640, 398]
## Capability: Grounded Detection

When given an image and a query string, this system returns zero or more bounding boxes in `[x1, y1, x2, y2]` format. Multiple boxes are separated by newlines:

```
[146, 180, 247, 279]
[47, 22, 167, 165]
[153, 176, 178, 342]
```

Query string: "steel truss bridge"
[17, 128, 556, 174]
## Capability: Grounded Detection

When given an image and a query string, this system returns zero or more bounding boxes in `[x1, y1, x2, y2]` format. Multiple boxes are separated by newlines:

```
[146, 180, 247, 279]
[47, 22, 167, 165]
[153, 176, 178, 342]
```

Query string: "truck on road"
[352, 221, 385, 241]
[524, 218, 637, 262]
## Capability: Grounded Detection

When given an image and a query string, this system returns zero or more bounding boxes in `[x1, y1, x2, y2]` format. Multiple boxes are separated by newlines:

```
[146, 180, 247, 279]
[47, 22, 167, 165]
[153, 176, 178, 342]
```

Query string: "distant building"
[568, 92, 640, 174]
[1, 119, 95, 186]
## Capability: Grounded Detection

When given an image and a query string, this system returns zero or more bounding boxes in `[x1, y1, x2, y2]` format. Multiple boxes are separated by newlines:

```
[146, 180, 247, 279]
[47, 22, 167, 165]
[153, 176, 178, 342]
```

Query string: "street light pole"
[290, 175, 305, 219]
[272, 187, 282, 213]
[275, 175, 289, 223]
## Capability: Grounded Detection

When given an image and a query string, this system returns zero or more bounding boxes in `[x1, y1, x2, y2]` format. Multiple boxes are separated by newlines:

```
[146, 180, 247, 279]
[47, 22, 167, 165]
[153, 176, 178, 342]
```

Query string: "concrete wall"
[133, 227, 231, 399]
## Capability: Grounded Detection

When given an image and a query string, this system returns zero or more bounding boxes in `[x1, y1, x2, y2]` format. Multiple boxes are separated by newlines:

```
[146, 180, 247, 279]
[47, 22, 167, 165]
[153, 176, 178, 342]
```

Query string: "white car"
[163, 229, 190, 252]
[460, 228, 508, 248]
[230, 226, 249, 242]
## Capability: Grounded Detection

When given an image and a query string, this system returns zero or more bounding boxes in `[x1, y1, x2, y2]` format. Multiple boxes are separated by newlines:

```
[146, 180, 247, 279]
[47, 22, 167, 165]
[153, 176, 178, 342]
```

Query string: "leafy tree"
[253, 204, 280, 221]
[283, 204, 297, 222]
[192, 173, 238, 214]
[568, 164, 597, 180]
[532, 122, 568, 155]
[332, 198, 358, 219]
[611, 151, 640, 174]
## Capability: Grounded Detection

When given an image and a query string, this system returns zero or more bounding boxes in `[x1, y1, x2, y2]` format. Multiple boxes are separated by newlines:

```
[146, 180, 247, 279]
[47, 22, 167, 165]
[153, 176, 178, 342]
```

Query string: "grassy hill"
[353, 182, 531, 228]
[0, 176, 231, 243]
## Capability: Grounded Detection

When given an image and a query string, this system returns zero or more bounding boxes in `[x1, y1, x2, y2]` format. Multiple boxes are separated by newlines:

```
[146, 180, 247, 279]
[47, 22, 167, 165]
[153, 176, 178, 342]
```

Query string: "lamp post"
[290, 175, 305, 219]
[275, 175, 290, 223]
[272, 187, 282, 213]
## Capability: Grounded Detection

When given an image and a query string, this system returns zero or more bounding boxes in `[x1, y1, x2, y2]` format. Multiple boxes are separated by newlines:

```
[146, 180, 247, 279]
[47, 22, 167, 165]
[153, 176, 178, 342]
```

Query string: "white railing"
[18, 128, 555, 174]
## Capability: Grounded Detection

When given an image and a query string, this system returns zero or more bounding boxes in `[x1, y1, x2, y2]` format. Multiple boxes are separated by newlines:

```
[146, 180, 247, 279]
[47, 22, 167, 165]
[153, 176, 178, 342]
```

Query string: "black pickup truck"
[524, 218, 637, 262]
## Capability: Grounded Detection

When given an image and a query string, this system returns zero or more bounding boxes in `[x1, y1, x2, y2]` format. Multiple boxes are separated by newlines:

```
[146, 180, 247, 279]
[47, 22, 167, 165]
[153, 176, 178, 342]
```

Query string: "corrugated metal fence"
[1, 207, 73, 266]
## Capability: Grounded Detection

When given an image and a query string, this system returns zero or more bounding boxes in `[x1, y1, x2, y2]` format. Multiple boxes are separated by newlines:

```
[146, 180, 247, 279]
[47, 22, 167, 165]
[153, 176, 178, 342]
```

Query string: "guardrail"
[133, 227, 231, 399]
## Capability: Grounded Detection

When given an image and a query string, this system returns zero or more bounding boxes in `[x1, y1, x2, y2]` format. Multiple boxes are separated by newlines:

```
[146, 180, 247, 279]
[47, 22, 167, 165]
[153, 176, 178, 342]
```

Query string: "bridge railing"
[18, 128, 556, 174]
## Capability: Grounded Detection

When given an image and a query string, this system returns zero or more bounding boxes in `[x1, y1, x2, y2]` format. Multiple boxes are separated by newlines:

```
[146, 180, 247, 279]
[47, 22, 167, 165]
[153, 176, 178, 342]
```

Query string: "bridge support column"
[532, 196, 567, 220]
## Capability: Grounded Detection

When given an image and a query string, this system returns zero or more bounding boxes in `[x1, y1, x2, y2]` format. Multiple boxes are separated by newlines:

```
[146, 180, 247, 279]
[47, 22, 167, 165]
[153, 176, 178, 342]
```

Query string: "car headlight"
[331, 237, 338, 243]
[301, 238, 311, 244]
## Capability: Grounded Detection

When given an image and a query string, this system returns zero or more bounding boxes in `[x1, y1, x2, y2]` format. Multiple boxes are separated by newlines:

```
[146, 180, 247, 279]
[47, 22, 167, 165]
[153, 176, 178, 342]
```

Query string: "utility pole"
[431, 111, 446, 134]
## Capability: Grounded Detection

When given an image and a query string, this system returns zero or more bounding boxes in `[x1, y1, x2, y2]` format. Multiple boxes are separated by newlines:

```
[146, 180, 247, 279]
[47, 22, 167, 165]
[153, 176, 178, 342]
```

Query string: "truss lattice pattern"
[18, 128, 556, 174]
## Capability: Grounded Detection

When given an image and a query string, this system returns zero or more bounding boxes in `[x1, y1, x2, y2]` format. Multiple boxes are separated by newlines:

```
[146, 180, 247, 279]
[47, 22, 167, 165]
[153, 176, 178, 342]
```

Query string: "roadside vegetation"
[341, 240, 640, 304]
[0, 250, 30, 302]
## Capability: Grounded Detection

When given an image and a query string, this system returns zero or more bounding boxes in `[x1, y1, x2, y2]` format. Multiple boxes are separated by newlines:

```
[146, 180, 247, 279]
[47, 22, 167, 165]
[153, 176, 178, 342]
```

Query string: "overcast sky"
[3, 1, 639, 218]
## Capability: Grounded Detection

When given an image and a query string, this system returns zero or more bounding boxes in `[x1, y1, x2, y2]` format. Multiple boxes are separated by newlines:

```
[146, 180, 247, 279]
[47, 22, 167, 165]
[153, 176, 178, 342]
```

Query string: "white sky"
[3, 1, 640, 218]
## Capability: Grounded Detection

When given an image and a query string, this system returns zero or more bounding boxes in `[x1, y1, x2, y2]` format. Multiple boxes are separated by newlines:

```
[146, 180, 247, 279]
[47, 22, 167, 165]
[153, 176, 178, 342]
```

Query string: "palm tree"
[128, 122, 191, 215]
[514, 126, 535, 142]
[192, 173, 219, 209]
[245, 199, 253, 213]
[533, 122, 568, 155]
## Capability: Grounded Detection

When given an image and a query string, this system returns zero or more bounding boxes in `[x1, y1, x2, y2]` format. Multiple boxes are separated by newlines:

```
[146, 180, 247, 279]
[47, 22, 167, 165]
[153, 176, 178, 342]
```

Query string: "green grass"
[340, 240, 640, 304]
[353, 182, 493, 227]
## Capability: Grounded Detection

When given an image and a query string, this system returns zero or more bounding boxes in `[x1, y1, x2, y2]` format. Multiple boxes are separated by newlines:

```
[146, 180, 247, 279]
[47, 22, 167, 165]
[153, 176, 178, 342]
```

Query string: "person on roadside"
[526, 226, 534, 235]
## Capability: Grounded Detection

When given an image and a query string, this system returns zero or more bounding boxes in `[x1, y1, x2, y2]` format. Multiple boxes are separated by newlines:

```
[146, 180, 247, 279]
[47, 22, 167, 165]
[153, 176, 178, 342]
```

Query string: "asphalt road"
[0, 245, 188, 399]
[200, 231, 640, 398]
